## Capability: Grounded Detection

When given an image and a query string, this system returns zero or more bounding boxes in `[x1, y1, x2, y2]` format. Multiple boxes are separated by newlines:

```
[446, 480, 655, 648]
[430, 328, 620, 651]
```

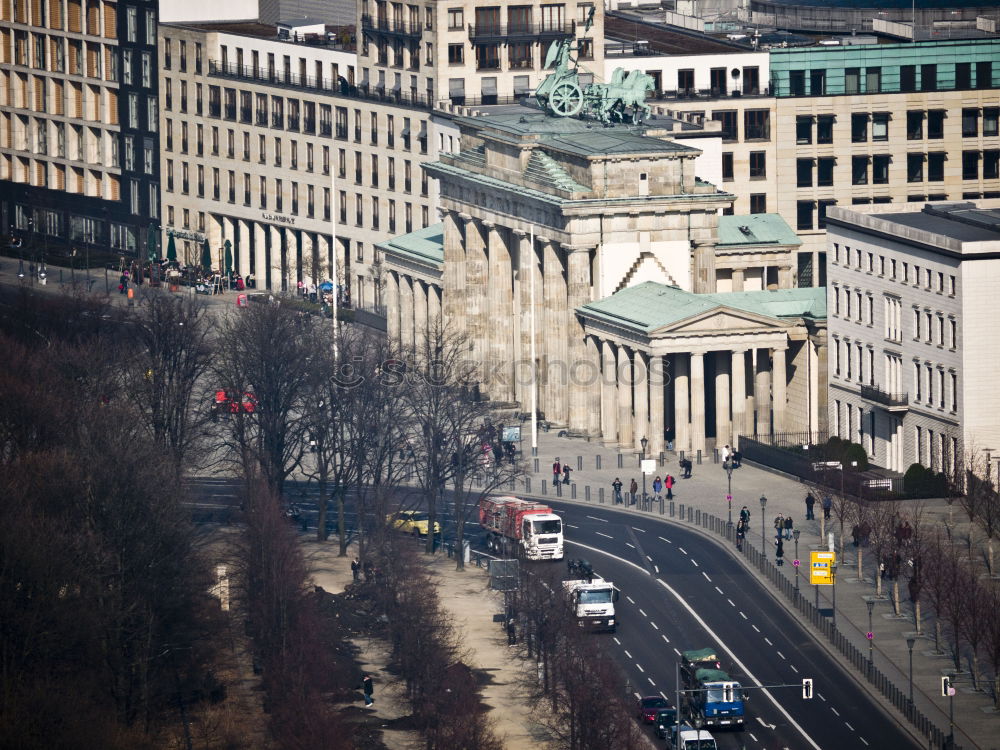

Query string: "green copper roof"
[377, 223, 444, 268]
[717, 214, 801, 248]
[580, 281, 826, 333]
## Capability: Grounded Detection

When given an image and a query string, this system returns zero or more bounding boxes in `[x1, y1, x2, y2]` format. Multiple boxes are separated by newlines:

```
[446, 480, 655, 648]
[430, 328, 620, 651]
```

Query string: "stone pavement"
[511, 430, 995, 750]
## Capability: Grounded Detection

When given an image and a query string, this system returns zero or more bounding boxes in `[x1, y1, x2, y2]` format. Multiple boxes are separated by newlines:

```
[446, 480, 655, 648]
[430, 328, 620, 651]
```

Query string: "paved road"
[547, 498, 920, 750]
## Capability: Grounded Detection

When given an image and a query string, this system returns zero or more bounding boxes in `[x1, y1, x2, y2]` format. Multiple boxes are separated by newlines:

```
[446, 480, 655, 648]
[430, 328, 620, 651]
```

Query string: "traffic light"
[941, 676, 955, 697]
[722, 683, 734, 702]
[802, 678, 813, 700]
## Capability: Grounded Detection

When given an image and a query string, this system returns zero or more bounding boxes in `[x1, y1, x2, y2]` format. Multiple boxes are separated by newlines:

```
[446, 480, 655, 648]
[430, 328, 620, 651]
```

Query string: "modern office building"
[825, 199, 1000, 474]
[0, 0, 160, 257]
[607, 35, 1000, 287]
[158, 21, 444, 305]
[358, 0, 605, 105]
[379, 108, 827, 455]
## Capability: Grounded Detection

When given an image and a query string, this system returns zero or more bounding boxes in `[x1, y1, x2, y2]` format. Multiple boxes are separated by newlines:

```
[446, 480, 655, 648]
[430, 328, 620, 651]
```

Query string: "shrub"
[843, 443, 869, 472]
[903, 463, 948, 498]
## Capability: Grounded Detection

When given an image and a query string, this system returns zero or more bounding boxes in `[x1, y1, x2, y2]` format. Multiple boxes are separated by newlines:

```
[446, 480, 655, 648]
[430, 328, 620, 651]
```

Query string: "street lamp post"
[793, 529, 801, 596]
[831, 562, 838, 628]
[726, 460, 733, 528]
[640, 436, 648, 509]
[906, 637, 916, 705]
[760, 495, 768, 559]
[866, 599, 875, 678]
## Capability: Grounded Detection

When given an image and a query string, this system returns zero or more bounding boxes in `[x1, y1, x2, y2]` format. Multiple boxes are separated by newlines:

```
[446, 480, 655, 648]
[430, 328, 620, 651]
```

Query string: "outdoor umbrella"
[319, 281, 334, 292]
[147, 224, 159, 262]
[166, 232, 177, 262]
[201, 239, 212, 271]
[224, 239, 233, 277]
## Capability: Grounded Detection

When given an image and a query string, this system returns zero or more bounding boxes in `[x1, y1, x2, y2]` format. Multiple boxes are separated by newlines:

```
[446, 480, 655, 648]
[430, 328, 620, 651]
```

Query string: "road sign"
[641, 459, 656, 475]
[726, 494, 732, 501]
[793, 559, 800, 567]
[809, 551, 836, 585]
[866, 632, 873, 640]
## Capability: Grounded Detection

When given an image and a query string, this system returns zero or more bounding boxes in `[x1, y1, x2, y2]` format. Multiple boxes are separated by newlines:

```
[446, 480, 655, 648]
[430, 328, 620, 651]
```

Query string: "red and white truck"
[478, 496, 564, 560]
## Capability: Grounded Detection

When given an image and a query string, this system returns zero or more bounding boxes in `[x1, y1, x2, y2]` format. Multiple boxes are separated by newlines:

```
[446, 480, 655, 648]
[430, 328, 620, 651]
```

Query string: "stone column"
[616, 344, 633, 448]
[427, 283, 441, 333]
[268, 225, 283, 292]
[517, 231, 541, 409]
[691, 239, 717, 294]
[633, 350, 648, 451]
[601, 338, 618, 446]
[300, 232, 313, 286]
[731, 268, 745, 292]
[465, 219, 489, 371]
[586, 335, 602, 437]
[487, 224, 514, 403]
[815, 339, 828, 434]
[811, 250, 820, 287]
[399, 274, 414, 351]
[543, 238, 568, 427]
[649, 354, 664, 455]
[778, 266, 794, 289]
[511, 230, 524, 406]
[567, 246, 592, 435]
[237, 220, 250, 277]
[690, 351, 706, 455]
[385, 270, 400, 346]
[731, 349, 747, 449]
[674, 353, 690, 453]
[754, 349, 772, 437]
[442, 211, 467, 337]
[253, 222, 268, 290]
[287, 231, 300, 290]
[772, 345, 787, 434]
[413, 278, 428, 351]
[715, 351, 732, 449]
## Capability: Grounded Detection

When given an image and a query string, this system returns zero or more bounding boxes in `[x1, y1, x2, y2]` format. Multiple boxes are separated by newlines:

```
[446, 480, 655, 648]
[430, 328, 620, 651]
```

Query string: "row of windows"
[708, 109, 771, 142]
[794, 151, 1000, 187]
[3, 4, 154, 45]
[831, 243, 957, 296]
[832, 340, 958, 413]
[914, 426, 958, 475]
[160, 38, 203, 74]
[787, 61, 994, 97]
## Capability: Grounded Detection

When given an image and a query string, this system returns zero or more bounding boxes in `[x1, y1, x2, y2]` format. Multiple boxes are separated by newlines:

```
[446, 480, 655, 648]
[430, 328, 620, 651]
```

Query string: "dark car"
[654, 708, 679, 738]
[636, 695, 670, 723]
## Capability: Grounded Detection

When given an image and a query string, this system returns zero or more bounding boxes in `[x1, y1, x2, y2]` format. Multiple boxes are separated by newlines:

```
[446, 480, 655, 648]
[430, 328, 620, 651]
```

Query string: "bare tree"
[962, 449, 1000, 575]
[212, 303, 315, 496]
[956, 563, 989, 689]
[868, 499, 900, 597]
[984, 582, 1000, 707]
[120, 291, 214, 473]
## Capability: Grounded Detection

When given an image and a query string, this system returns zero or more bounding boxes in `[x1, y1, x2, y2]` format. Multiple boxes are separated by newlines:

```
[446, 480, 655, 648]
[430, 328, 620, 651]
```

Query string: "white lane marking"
[658, 536, 672, 544]
[752, 625, 761, 633]
[756, 717, 777, 729]
[624, 650, 633, 659]
[740, 611, 748, 619]
[638, 608, 648, 617]
[648, 677, 656, 686]
[777, 651, 785, 660]
[626, 596, 636, 605]
[715, 586, 724, 595]
[764, 637, 773, 646]
[845, 722, 855, 732]
[587, 516, 609, 523]
[818, 693, 827, 702]
[662, 634, 670, 644]
[727, 598, 736, 607]
[790, 665, 799, 674]
[830, 707, 840, 717]
[650, 621, 659, 630]
[860, 737, 869, 746]
[636, 664, 645, 673]
[654, 565, 660, 574]
[748, 733, 758, 742]
[691, 559, 699, 567]
[632, 526, 647, 533]
[626, 542, 636, 549]
[633, 691, 642, 699]
[565, 523, 579, 529]
[565, 539, 822, 750]
[646, 555, 653, 562]
[673, 647, 682, 657]
[596, 531, 614, 539]
[679, 547, 688, 554]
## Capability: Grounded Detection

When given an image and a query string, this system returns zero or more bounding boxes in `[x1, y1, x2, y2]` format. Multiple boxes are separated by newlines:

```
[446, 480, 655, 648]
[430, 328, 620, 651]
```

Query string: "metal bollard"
[585, 485, 591, 502]
[659, 451, 665, 466]
[533, 458, 539, 473]
[696, 450, 702, 464]
[679, 450, 686, 463]
[659, 497, 665, 515]
[696, 509, 702, 525]
[713, 448, 719, 464]
[542, 480, 547, 495]
[577, 456, 583, 471]
[596, 454, 602, 470]
[669, 500, 675, 517]
[678, 503, 685, 518]
[525, 477, 532, 494]
[617, 454, 623, 469]
[556, 481, 562, 497]
[571, 483, 577, 499]
[598, 487, 605, 504]
[509, 478, 516, 490]
[688, 506, 694, 522]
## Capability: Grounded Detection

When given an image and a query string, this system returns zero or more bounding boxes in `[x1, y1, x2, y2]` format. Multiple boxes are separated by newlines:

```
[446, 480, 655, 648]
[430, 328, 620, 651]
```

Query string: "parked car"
[636, 695, 670, 724]
[386, 510, 440, 537]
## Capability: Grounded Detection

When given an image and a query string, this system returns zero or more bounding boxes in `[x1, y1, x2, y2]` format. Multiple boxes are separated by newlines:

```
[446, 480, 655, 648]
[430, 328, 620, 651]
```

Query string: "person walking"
[362, 674, 374, 706]
[681, 457, 693, 478]
[612, 478, 623, 505]
[736, 520, 746, 551]
[821, 495, 832, 520]
[805, 493, 816, 520]
[773, 514, 785, 541]
[721, 444, 731, 466]
[351, 557, 360, 582]
[562, 463, 572, 485]
[665, 473, 674, 500]
[552, 458, 562, 486]
[629, 478, 638, 506]
[652, 476, 663, 501]
[784, 515, 793, 540]
[740, 506, 750, 525]
[775, 537, 785, 566]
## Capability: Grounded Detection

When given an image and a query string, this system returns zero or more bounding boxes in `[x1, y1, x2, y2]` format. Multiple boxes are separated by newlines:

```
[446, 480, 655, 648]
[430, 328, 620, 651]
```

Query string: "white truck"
[669, 725, 718, 750]
[563, 559, 619, 633]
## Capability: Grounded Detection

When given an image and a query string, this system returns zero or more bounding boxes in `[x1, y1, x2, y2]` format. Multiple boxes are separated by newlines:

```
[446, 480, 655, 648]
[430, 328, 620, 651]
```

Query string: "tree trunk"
[857, 545, 863, 579]
[316, 475, 328, 543]
[892, 579, 900, 615]
[914, 599, 922, 635]
[971, 653, 980, 690]
[989, 538, 995, 577]
[934, 619, 942, 654]
[337, 487, 347, 556]
[875, 563, 883, 597]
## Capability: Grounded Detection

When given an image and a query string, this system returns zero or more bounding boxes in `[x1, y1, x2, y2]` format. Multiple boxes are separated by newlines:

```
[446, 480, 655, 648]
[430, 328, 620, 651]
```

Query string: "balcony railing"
[468, 21, 575, 40]
[361, 14, 423, 38]
[860, 384, 909, 409]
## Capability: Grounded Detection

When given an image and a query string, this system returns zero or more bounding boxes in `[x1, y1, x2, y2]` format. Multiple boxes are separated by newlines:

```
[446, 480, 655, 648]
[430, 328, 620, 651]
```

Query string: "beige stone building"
[379, 108, 827, 455]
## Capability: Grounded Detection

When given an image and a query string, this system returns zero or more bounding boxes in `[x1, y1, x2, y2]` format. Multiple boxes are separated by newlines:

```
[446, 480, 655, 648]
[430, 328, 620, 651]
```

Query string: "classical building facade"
[825, 199, 1000, 475]
[379, 108, 827, 455]
[0, 0, 160, 255]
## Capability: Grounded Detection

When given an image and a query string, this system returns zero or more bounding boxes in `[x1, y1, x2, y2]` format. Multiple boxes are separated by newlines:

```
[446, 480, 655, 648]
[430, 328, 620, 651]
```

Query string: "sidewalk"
[514, 430, 993, 750]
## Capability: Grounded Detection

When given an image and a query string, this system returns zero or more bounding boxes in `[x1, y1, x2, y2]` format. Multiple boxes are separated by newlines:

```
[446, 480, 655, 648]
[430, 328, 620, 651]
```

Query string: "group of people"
[552, 458, 573, 485]
[803, 492, 834, 521]
[609, 473, 676, 505]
